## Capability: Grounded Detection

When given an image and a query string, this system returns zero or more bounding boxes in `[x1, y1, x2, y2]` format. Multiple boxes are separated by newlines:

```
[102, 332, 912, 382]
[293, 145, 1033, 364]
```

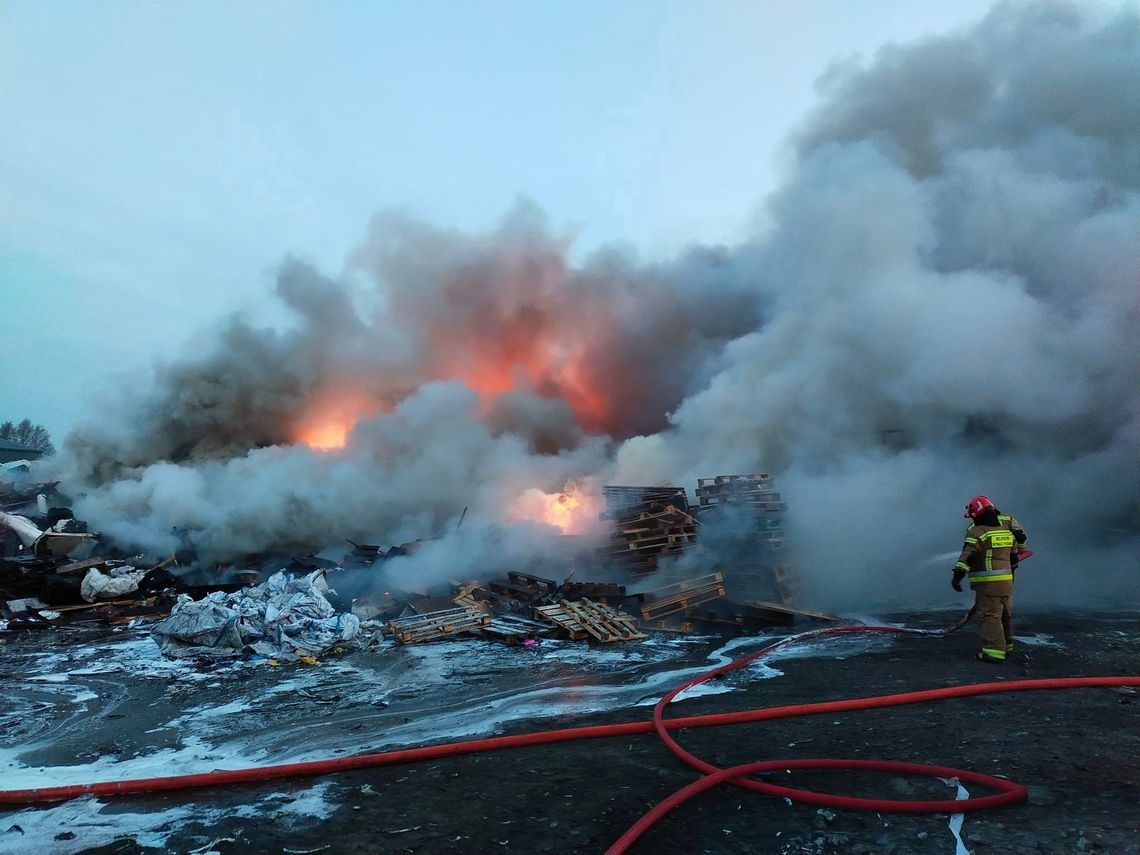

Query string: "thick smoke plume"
[57, 1, 1139, 608]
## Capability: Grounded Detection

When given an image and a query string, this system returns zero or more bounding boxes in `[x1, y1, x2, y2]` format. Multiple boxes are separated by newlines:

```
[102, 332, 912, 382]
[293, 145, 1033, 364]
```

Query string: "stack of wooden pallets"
[599, 485, 699, 575]
[695, 474, 793, 604]
[696, 474, 784, 512]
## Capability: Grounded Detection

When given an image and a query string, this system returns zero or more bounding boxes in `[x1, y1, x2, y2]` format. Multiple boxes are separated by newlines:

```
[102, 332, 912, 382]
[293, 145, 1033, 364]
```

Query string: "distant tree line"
[0, 419, 55, 455]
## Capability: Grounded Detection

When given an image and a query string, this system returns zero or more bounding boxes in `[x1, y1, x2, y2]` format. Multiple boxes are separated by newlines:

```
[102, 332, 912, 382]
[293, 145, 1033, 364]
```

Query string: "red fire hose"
[2, 618, 1137, 855]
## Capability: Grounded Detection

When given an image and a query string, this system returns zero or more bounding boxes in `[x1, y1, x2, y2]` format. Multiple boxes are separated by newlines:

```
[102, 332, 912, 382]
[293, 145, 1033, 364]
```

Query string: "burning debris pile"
[593, 474, 822, 632]
[2, 466, 834, 660]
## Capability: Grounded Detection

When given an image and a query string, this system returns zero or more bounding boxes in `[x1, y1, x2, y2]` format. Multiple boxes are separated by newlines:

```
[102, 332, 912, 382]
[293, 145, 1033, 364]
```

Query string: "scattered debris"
[3, 474, 836, 665]
[151, 570, 381, 661]
[0, 510, 99, 558]
[80, 564, 149, 602]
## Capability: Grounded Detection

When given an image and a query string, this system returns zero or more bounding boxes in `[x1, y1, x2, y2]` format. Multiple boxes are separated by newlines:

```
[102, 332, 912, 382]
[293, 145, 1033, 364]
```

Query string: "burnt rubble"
[1, 474, 835, 658]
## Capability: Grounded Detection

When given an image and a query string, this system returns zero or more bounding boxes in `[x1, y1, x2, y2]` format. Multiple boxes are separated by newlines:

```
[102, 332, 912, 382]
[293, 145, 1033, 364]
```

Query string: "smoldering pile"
[2, 463, 831, 657]
[31, 1, 1140, 611]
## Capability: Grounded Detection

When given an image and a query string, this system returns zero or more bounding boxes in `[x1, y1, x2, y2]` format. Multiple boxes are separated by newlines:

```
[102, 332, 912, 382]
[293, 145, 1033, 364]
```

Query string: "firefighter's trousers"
[972, 580, 1013, 660]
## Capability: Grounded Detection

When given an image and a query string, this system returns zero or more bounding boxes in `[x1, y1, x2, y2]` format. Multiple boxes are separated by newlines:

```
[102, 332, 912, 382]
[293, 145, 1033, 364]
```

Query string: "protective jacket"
[954, 524, 1016, 586]
[997, 513, 1028, 567]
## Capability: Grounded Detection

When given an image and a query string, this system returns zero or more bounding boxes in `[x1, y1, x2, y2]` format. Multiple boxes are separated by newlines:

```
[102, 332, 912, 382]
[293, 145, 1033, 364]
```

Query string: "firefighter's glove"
[951, 575, 964, 593]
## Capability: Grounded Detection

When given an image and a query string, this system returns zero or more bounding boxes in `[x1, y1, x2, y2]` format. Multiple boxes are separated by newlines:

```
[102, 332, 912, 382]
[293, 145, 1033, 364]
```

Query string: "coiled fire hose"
[2, 614, 1137, 855]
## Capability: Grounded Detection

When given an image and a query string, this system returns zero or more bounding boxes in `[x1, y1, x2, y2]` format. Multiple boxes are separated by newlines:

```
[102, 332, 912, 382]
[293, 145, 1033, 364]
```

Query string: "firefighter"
[952, 495, 1017, 662]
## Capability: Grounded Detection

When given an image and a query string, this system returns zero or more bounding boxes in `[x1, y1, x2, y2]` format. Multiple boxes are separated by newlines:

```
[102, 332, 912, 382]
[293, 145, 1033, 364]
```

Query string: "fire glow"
[295, 350, 615, 451]
[447, 344, 611, 431]
[297, 421, 352, 451]
[294, 391, 381, 451]
[293, 283, 629, 452]
[509, 482, 601, 535]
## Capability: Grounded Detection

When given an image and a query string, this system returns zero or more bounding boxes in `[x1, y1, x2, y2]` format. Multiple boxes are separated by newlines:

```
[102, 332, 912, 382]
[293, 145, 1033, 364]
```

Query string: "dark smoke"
[56, 1, 1139, 609]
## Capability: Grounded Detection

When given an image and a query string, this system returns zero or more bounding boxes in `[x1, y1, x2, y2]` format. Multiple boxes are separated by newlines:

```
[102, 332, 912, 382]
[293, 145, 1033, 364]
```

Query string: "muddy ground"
[1, 609, 1137, 855]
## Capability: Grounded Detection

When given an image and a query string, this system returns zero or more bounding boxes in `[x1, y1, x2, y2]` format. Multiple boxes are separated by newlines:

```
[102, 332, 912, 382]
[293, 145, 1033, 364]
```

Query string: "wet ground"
[1, 609, 1137, 854]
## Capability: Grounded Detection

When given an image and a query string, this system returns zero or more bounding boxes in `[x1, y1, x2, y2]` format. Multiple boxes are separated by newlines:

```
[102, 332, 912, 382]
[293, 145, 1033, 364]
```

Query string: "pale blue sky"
[1, 0, 998, 439]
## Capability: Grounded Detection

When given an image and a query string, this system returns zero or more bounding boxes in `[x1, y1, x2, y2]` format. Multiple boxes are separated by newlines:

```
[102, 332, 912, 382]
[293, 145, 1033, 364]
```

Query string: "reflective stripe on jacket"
[954, 524, 1016, 584]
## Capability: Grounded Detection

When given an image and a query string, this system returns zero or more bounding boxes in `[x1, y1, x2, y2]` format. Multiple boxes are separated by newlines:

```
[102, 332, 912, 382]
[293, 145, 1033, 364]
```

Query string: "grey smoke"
[615, 0, 1140, 607]
[55, 1, 1139, 609]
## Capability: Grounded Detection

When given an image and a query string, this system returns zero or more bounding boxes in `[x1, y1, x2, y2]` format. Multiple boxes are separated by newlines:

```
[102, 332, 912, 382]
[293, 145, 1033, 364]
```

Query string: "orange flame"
[509, 481, 602, 535]
[297, 420, 352, 451]
[546, 491, 581, 530]
[293, 391, 381, 451]
[441, 327, 612, 431]
[293, 307, 619, 449]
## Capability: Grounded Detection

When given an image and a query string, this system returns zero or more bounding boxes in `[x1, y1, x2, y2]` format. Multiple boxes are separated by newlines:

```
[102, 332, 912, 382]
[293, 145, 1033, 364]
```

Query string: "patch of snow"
[0, 782, 340, 855]
[0, 796, 194, 855]
[0, 734, 261, 792]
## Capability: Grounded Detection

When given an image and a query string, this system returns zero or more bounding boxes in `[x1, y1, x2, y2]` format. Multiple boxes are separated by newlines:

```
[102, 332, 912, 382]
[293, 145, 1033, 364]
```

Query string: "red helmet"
[964, 495, 995, 519]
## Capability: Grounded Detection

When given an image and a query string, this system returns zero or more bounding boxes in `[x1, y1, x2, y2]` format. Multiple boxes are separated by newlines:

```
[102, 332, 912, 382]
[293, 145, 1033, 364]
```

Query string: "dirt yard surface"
[2, 609, 1137, 855]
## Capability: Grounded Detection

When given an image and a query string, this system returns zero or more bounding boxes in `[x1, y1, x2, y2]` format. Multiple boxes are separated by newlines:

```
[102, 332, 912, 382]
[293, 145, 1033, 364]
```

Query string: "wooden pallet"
[696, 475, 782, 509]
[451, 581, 487, 610]
[387, 606, 490, 644]
[697, 497, 787, 510]
[604, 505, 701, 527]
[482, 613, 557, 643]
[616, 525, 696, 541]
[489, 571, 558, 602]
[638, 572, 726, 621]
[535, 599, 646, 642]
[560, 581, 627, 600]
[601, 486, 689, 514]
[641, 618, 693, 634]
[609, 533, 697, 554]
[697, 474, 773, 489]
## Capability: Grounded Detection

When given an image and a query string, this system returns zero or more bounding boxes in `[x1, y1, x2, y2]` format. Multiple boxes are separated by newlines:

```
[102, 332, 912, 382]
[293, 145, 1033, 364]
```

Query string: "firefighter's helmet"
[964, 495, 995, 519]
